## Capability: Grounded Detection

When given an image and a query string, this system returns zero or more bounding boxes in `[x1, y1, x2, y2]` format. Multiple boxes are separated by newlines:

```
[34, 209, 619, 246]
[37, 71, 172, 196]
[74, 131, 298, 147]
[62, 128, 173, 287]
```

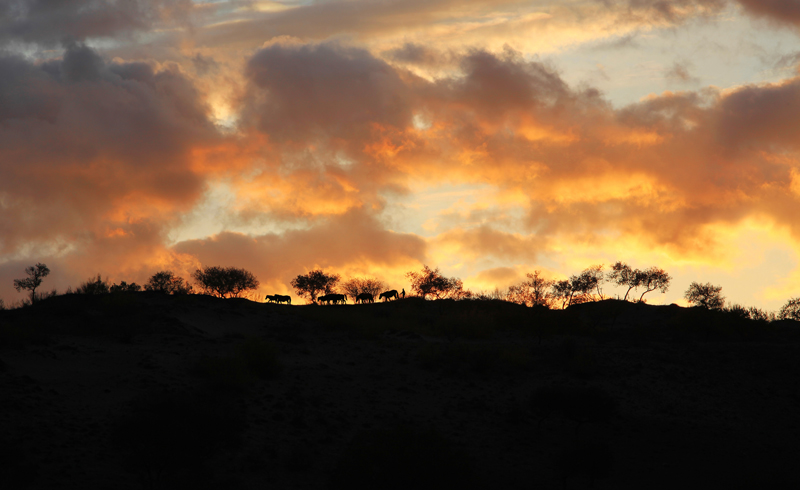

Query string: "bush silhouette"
[341, 276, 385, 300]
[193, 266, 259, 298]
[328, 425, 483, 490]
[144, 271, 193, 295]
[75, 274, 110, 294]
[685, 282, 725, 309]
[406, 265, 470, 299]
[110, 281, 142, 293]
[779, 297, 800, 321]
[291, 269, 340, 303]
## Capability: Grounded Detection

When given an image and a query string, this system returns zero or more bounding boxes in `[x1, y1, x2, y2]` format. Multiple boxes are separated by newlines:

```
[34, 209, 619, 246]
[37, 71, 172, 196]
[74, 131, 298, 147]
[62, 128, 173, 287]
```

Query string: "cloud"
[5, 32, 800, 308]
[0, 43, 219, 256]
[472, 266, 523, 288]
[191, 0, 731, 59]
[737, 0, 800, 26]
[433, 226, 548, 262]
[664, 60, 701, 84]
[233, 41, 800, 263]
[172, 209, 427, 297]
[383, 43, 458, 68]
[588, 33, 643, 51]
[242, 40, 414, 141]
[0, 0, 192, 46]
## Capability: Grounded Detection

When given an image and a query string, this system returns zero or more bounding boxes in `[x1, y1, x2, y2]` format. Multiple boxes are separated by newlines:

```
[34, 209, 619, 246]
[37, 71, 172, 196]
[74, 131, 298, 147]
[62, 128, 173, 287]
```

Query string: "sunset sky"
[2, 0, 800, 308]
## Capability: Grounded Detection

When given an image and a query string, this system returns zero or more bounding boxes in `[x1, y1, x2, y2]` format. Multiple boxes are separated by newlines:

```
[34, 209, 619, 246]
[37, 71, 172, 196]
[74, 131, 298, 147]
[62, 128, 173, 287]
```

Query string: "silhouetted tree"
[341, 277, 385, 299]
[144, 271, 193, 295]
[585, 264, 606, 299]
[110, 281, 142, 293]
[551, 280, 573, 309]
[506, 270, 554, 308]
[573, 267, 604, 303]
[291, 269, 340, 303]
[684, 282, 724, 309]
[406, 265, 470, 300]
[13, 263, 50, 304]
[635, 267, 671, 302]
[607, 262, 671, 302]
[778, 297, 800, 321]
[193, 266, 259, 298]
[607, 261, 639, 301]
[75, 274, 110, 294]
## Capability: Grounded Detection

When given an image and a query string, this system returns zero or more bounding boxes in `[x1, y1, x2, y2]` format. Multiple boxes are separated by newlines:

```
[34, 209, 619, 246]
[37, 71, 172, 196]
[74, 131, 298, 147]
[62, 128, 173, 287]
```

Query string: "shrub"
[75, 274, 110, 294]
[473, 287, 508, 301]
[778, 297, 800, 321]
[506, 271, 553, 307]
[144, 271, 193, 295]
[406, 265, 470, 300]
[110, 281, 142, 293]
[291, 269, 340, 303]
[341, 277, 385, 299]
[684, 281, 725, 309]
[193, 266, 259, 298]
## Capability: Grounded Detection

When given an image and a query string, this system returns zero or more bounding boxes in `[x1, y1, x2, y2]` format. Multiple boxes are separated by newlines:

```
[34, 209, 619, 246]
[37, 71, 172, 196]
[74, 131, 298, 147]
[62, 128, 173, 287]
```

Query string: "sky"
[2, 0, 800, 309]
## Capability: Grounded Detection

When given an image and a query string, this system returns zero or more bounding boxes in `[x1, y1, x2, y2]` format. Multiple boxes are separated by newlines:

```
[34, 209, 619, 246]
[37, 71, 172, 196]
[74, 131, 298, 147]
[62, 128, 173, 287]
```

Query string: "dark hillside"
[1, 294, 799, 489]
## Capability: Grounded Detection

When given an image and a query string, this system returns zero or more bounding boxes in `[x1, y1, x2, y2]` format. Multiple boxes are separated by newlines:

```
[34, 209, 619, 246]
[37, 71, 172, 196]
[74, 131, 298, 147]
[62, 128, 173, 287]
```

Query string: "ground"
[1, 293, 798, 489]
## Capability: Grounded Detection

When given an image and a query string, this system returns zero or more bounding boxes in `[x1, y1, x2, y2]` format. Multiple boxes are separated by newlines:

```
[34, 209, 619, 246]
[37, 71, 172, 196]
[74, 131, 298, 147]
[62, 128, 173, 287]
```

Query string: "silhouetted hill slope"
[1, 293, 799, 489]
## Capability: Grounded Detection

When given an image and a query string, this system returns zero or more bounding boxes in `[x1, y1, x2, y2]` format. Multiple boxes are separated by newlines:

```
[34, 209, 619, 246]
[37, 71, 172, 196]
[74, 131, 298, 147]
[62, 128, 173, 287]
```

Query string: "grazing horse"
[265, 294, 276, 303]
[274, 295, 291, 304]
[356, 292, 374, 304]
[318, 293, 346, 304]
[379, 290, 399, 301]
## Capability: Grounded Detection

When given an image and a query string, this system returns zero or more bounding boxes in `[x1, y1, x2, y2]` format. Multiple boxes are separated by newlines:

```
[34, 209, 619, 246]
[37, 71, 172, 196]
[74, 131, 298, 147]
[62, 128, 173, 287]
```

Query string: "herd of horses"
[264, 289, 402, 305]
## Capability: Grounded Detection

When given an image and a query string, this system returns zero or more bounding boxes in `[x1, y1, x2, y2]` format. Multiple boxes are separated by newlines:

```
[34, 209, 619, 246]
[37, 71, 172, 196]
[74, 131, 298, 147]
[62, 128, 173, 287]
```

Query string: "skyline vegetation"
[4, 261, 798, 322]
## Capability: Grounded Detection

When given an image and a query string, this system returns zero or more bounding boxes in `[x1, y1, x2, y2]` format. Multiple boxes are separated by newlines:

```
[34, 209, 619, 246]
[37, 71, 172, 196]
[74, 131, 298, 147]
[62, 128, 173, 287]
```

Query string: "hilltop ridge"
[1, 293, 799, 489]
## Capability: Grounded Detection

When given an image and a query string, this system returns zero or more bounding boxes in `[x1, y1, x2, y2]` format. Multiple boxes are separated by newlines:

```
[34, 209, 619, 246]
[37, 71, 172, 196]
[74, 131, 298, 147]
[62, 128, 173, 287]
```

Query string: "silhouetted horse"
[379, 290, 398, 301]
[319, 293, 346, 305]
[273, 295, 291, 304]
[356, 292, 374, 304]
